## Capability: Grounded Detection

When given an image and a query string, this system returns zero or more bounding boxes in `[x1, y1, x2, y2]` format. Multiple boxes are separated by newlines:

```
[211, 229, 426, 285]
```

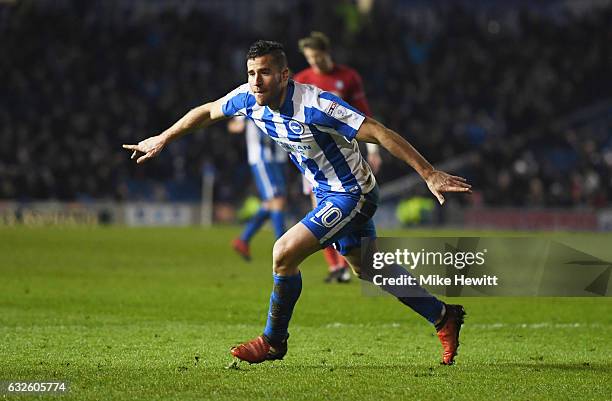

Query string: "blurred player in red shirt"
[294, 32, 382, 283]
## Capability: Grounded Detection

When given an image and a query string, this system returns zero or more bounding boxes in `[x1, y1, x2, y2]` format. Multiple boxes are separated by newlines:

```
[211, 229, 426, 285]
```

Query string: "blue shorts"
[250, 161, 286, 201]
[301, 186, 378, 255]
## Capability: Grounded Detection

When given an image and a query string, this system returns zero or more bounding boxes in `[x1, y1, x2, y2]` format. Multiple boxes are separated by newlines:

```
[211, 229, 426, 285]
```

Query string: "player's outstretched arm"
[356, 117, 471, 205]
[123, 99, 227, 164]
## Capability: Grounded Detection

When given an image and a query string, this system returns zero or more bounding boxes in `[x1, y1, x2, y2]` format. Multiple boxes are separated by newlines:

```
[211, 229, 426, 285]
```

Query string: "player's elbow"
[357, 117, 385, 145]
[188, 104, 214, 128]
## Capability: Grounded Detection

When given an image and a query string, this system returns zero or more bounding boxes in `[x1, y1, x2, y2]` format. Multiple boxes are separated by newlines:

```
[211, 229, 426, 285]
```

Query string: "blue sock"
[263, 272, 302, 344]
[269, 210, 286, 239]
[240, 208, 270, 243]
[397, 294, 444, 324]
[361, 263, 444, 324]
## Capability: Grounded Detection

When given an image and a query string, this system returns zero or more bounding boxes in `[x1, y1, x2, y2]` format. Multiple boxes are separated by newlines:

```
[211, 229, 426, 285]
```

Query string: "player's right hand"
[122, 135, 167, 164]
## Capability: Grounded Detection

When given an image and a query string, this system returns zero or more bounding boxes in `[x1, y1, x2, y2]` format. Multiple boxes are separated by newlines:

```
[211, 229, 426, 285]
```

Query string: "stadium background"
[0, 1, 611, 400]
[1, 0, 611, 229]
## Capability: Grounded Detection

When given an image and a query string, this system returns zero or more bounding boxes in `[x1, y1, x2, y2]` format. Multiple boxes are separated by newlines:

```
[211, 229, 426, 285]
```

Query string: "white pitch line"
[323, 322, 602, 329]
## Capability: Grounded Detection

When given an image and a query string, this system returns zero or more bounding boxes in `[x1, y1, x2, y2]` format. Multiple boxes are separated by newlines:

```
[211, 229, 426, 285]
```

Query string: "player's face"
[247, 55, 289, 107]
[303, 48, 333, 74]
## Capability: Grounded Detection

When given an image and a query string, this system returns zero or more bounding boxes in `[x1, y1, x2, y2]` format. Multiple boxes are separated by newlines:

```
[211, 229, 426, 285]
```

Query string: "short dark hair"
[246, 40, 287, 69]
[298, 31, 331, 53]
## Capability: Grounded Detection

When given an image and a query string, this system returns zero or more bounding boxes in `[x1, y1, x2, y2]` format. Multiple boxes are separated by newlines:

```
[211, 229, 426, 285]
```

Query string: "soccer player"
[228, 116, 287, 261]
[123, 41, 472, 365]
[294, 32, 381, 283]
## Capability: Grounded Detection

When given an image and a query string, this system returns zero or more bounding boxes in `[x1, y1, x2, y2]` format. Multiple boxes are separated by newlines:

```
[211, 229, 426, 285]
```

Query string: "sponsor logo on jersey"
[278, 141, 312, 155]
[325, 101, 347, 120]
[333, 106, 347, 119]
[325, 101, 339, 116]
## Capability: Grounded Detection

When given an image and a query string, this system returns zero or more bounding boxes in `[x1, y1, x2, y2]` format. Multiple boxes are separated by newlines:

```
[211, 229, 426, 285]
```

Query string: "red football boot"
[231, 238, 251, 262]
[436, 304, 466, 365]
[230, 335, 288, 364]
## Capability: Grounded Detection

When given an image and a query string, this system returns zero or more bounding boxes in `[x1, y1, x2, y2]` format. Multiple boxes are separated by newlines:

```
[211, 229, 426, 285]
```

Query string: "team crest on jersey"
[288, 120, 304, 135]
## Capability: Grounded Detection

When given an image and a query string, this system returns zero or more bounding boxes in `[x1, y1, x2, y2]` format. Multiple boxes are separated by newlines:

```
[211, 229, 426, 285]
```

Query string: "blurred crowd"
[1, 0, 610, 208]
[352, 2, 612, 208]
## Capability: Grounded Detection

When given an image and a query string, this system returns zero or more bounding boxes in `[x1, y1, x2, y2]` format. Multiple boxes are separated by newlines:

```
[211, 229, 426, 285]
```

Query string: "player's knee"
[272, 238, 296, 274]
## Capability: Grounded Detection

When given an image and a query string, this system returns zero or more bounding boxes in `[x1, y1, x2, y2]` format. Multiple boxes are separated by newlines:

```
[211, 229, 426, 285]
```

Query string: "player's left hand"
[423, 170, 472, 205]
[122, 135, 167, 164]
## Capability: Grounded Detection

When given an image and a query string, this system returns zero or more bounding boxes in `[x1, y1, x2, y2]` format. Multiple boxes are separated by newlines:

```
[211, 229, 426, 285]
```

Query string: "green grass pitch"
[0, 226, 610, 400]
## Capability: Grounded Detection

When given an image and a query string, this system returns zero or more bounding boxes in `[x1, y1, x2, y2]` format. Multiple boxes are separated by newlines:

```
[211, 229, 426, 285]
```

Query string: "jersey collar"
[278, 80, 295, 117]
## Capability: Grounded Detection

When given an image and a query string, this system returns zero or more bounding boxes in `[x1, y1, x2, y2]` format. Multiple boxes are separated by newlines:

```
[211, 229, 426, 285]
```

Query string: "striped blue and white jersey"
[220, 80, 376, 194]
[241, 117, 287, 165]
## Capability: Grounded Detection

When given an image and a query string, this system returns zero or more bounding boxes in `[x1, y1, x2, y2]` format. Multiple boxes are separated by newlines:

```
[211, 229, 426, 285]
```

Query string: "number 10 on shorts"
[310, 201, 343, 228]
